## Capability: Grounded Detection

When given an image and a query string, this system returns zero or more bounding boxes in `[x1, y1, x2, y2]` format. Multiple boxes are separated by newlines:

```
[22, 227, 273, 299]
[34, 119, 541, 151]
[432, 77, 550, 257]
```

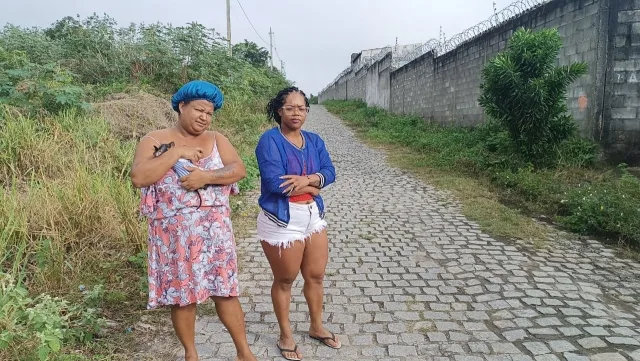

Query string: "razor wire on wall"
[321, 0, 551, 93]
[393, 0, 551, 68]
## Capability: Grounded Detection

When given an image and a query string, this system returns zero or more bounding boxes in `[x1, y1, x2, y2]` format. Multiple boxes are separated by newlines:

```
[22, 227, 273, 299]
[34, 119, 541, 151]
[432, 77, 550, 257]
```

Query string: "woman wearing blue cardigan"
[255, 87, 339, 360]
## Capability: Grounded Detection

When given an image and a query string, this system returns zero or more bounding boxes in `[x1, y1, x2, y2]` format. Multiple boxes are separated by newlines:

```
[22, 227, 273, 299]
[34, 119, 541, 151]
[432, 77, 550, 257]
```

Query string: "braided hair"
[266, 86, 310, 125]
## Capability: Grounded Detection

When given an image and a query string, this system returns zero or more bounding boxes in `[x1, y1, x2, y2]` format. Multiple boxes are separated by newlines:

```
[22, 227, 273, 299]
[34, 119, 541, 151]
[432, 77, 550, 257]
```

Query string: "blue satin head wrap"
[171, 80, 224, 112]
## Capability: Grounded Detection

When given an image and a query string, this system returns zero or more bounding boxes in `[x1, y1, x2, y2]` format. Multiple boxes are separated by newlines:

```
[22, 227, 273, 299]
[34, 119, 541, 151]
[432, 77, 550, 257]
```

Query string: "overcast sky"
[2, 0, 519, 94]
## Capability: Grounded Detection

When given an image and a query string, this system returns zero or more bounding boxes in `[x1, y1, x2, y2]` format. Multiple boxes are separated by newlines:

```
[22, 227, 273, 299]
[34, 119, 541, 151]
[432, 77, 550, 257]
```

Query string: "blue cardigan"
[255, 127, 336, 227]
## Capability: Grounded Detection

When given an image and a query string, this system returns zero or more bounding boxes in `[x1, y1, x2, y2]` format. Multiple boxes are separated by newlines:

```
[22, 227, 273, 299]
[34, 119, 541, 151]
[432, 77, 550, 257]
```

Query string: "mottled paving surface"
[193, 105, 640, 361]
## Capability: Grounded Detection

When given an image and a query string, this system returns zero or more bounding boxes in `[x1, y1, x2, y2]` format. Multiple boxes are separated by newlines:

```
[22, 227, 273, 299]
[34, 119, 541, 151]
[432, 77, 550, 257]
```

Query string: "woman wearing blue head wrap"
[130, 80, 257, 361]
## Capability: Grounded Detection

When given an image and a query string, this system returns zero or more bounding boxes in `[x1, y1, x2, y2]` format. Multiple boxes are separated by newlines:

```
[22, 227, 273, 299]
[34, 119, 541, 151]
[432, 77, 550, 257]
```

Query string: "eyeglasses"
[281, 105, 310, 114]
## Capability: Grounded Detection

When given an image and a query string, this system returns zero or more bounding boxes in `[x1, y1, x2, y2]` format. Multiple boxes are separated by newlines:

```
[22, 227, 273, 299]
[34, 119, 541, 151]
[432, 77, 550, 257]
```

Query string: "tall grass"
[0, 106, 141, 360]
[0, 107, 145, 289]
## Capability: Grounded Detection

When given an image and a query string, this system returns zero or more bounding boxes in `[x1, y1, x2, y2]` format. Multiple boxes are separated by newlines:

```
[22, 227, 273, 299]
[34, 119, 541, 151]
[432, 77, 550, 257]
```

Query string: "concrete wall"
[318, 0, 640, 162]
[347, 69, 366, 101]
[607, 0, 640, 160]
[365, 53, 392, 109]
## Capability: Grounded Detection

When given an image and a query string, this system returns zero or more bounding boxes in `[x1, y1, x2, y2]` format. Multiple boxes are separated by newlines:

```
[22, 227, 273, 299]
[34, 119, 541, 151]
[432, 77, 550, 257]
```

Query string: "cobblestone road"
[194, 105, 640, 361]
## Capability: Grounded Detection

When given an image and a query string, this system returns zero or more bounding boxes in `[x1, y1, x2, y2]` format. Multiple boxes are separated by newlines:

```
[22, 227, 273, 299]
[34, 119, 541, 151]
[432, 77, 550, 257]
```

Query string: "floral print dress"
[139, 141, 240, 309]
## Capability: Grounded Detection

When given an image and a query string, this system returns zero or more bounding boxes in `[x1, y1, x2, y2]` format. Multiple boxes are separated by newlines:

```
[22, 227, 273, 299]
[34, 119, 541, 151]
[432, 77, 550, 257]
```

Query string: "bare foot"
[309, 327, 341, 349]
[277, 337, 302, 360]
[184, 352, 199, 361]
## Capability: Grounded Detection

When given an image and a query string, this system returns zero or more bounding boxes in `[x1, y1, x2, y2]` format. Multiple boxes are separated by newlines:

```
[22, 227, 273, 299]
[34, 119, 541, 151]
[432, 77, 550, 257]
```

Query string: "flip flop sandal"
[309, 331, 342, 349]
[277, 342, 302, 361]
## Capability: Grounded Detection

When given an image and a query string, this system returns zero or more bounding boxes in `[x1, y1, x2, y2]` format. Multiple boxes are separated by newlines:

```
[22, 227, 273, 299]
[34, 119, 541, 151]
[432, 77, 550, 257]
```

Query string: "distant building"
[349, 43, 422, 69]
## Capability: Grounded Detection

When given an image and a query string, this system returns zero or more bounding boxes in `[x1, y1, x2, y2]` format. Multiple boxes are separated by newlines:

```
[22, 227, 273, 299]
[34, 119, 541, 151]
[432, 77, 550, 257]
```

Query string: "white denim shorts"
[257, 202, 327, 249]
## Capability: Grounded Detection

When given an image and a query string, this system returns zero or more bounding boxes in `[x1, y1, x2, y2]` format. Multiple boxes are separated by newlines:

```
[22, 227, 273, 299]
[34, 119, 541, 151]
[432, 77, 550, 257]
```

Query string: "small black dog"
[153, 141, 203, 209]
[153, 141, 175, 157]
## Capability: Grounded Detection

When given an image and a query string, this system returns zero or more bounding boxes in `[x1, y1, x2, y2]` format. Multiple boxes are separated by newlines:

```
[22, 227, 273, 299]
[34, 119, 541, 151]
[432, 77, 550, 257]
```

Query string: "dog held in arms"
[153, 141, 203, 209]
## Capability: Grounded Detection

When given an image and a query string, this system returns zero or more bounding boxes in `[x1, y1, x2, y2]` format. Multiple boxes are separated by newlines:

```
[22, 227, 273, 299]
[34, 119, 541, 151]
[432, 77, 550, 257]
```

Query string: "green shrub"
[0, 273, 104, 361]
[557, 137, 599, 168]
[239, 154, 259, 192]
[1, 14, 290, 102]
[558, 165, 640, 247]
[491, 166, 565, 206]
[0, 48, 88, 114]
[478, 28, 588, 168]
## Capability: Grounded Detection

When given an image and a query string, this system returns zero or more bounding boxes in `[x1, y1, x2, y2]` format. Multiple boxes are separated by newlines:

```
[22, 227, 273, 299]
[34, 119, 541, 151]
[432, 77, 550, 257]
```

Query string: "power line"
[235, 0, 270, 46]
[272, 33, 286, 74]
[272, 33, 282, 63]
[232, 0, 285, 73]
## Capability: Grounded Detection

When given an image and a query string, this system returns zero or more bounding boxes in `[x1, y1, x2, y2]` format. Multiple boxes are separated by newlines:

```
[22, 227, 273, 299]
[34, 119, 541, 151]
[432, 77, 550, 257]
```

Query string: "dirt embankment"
[91, 92, 177, 140]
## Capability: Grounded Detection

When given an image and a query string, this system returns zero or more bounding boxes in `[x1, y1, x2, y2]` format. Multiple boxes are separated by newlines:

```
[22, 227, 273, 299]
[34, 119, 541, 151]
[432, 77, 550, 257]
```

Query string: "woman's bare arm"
[130, 134, 184, 188]
[207, 132, 247, 185]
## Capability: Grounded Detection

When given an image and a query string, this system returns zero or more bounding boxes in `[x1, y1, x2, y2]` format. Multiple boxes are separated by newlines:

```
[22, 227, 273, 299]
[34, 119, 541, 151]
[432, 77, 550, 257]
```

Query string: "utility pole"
[280, 59, 285, 74]
[226, 0, 232, 56]
[269, 27, 274, 69]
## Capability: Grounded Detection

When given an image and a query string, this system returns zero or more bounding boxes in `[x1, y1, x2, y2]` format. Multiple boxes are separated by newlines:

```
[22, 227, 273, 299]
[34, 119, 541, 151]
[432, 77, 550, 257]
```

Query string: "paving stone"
[388, 322, 407, 333]
[627, 349, 640, 361]
[528, 328, 558, 335]
[401, 333, 425, 345]
[436, 321, 461, 331]
[428, 332, 448, 342]
[469, 342, 490, 353]
[491, 342, 521, 354]
[590, 353, 628, 361]
[584, 327, 610, 336]
[563, 353, 590, 361]
[362, 347, 386, 357]
[473, 331, 501, 341]
[523, 342, 551, 355]
[577, 337, 607, 349]
[511, 356, 535, 361]
[615, 319, 636, 327]
[449, 332, 471, 342]
[503, 329, 528, 341]
[454, 357, 484, 361]
[424, 311, 451, 320]
[587, 318, 612, 326]
[376, 333, 398, 344]
[514, 318, 534, 328]
[353, 334, 374, 345]
[463, 322, 488, 331]
[606, 336, 640, 346]
[494, 320, 516, 329]
[534, 356, 561, 361]
[441, 343, 465, 354]
[612, 326, 638, 336]
[558, 327, 582, 336]
[388, 345, 418, 357]
[547, 340, 577, 352]
[536, 317, 562, 327]
[489, 300, 512, 310]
